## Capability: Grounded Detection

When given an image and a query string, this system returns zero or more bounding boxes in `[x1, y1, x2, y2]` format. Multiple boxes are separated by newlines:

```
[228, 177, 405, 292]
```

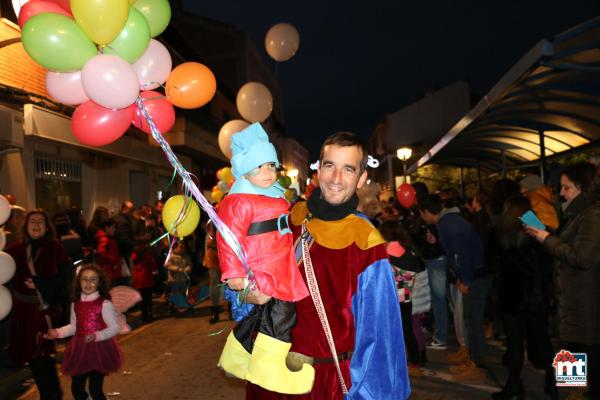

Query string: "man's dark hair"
[319, 131, 368, 172]
[419, 194, 443, 215]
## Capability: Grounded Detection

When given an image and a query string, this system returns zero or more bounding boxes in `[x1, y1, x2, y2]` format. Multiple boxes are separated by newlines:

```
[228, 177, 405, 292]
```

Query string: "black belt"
[313, 351, 353, 365]
[247, 214, 290, 236]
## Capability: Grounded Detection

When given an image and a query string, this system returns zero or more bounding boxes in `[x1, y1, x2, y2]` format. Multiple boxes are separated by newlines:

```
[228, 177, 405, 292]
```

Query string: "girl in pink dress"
[46, 265, 123, 400]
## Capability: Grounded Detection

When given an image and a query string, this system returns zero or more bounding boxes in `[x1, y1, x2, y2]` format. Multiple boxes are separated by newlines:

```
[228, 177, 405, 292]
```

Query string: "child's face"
[174, 242, 186, 255]
[80, 269, 100, 295]
[245, 162, 277, 189]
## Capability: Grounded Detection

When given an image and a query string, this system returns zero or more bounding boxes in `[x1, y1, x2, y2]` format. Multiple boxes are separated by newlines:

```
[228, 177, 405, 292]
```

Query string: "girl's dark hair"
[90, 206, 110, 228]
[496, 195, 531, 248]
[22, 210, 56, 244]
[379, 220, 414, 249]
[98, 217, 117, 230]
[71, 264, 111, 302]
[489, 178, 521, 215]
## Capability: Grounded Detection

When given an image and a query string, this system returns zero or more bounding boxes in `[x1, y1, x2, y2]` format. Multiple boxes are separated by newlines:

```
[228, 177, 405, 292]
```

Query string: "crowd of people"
[1, 133, 599, 399]
[0, 197, 217, 399]
[365, 161, 600, 400]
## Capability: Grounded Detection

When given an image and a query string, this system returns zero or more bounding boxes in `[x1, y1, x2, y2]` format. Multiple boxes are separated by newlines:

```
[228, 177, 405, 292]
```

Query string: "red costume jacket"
[217, 193, 308, 302]
[95, 230, 122, 282]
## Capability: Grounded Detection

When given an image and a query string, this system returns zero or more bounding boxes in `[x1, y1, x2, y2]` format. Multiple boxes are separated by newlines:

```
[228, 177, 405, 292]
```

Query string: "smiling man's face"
[318, 144, 367, 205]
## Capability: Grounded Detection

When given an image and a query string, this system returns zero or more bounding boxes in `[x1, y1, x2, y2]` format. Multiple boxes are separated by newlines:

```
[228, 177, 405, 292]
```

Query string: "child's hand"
[227, 278, 245, 291]
[44, 329, 58, 340]
[84, 334, 96, 343]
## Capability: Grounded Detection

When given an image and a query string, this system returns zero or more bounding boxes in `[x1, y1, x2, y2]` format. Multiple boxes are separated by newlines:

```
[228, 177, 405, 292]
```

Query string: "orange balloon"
[166, 62, 217, 109]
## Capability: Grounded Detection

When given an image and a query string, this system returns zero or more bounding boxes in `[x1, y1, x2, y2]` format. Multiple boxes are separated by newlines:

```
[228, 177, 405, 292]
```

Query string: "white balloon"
[81, 55, 140, 110]
[0, 195, 9, 226]
[46, 71, 89, 106]
[218, 120, 249, 159]
[132, 39, 172, 91]
[0, 252, 15, 285]
[265, 23, 300, 62]
[0, 285, 12, 320]
[0, 230, 5, 252]
[236, 82, 273, 123]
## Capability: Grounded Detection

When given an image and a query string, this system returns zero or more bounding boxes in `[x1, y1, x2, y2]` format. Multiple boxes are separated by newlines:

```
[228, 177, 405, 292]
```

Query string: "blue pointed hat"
[230, 123, 279, 178]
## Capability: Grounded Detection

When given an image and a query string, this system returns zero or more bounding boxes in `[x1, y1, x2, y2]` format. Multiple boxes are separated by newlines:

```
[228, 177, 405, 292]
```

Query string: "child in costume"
[379, 220, 425, 377]
[165, 240, 193, 311]
[45, 264, 123, 400]
[216, 123, 314, 394]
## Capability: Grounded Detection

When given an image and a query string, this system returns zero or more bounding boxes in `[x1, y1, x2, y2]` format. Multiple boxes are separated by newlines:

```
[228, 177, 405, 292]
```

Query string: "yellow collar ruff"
[291, 202, 385, 250]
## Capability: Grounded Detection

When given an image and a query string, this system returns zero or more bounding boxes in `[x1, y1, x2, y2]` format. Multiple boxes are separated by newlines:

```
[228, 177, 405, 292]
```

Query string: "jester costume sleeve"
[246, 194, 410, 400]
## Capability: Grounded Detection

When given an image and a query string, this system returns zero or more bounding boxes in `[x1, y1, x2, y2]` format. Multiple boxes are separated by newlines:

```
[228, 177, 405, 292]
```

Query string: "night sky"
[181, 0, 598, 157]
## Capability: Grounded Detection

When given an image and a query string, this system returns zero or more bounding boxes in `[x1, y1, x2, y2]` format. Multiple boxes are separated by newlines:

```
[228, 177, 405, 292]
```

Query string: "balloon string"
[135, 97, 251, 276]
[150, 231, 169, 247]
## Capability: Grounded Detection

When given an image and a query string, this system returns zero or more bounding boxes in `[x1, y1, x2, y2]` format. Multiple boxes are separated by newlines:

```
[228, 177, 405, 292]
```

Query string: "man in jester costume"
[216, 123, 315, 394]
[246, 131, 410, 399]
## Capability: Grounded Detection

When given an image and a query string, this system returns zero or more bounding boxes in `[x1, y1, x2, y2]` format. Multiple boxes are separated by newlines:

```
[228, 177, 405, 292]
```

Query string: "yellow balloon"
[220, 167, 234, 184]
[162, 195, 200, 237]
[71, 0, 129, 45]
[211, 189, 225, 203]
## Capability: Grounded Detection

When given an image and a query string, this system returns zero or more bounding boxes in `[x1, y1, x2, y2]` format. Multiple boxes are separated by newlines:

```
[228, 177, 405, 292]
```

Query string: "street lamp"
[396, 147, 412, 183]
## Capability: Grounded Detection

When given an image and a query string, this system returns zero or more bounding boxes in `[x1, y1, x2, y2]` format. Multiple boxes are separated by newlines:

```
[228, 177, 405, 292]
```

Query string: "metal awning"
[409, 17, 600, 173]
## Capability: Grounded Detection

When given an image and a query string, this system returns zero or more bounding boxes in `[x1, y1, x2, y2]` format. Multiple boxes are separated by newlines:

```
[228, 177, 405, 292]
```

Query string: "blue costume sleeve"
[348, 258, 410, 400]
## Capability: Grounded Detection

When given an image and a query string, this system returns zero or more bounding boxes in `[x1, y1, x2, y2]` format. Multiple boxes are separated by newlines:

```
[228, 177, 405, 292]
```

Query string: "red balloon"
[18, 0, 72, 29]
[71, 101, 134, 147]
[49, 0, 71, 12]
[397, 183, 417, 209]
[132, 91, 176, 135]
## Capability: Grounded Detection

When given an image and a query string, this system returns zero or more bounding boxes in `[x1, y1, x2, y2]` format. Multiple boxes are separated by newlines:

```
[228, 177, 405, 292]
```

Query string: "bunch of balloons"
[0, 195, 16, 320]
[212, 167, 234, 203]
[216, 22, 300, 160]
[19, 0, 217, 147]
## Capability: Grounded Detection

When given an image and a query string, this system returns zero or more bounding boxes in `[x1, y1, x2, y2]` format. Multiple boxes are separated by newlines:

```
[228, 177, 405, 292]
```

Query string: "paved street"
[4, 298, 570, 399]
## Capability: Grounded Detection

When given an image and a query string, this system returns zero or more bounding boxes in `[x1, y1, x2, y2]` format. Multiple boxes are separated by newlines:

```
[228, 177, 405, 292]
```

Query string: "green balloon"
[104, 8, 151, 63]
[134, 0, 171, 37]
[21, 13, 97, 72]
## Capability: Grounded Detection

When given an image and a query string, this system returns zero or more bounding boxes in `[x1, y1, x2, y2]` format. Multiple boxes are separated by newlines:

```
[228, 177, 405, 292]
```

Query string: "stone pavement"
[1, 299, 580, 399]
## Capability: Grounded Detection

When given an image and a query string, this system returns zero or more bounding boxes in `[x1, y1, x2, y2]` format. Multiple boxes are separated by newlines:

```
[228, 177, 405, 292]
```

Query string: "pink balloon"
[46, 70, 89, 105]
[81, 54, 139, 110]
[71, 101, 134, 146]
[132, 39, 172, 90]
[18, 0, 72, 28]
[132, 91, 175, 134]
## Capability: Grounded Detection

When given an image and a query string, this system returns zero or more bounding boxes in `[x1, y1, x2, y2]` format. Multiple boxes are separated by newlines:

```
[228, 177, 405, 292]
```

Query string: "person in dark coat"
[488, 195, 556, 400]
[6, 210, 70, 400]
[526, 162, 600, 399]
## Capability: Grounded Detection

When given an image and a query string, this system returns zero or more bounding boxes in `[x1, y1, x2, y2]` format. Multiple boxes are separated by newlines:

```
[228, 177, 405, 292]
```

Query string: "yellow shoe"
[246, 333, 315, 394]
[450, 361, 486, 383]
[408, 364, 422, 378]
[449, 359, 473, 374]
[447, 346, 469, 365]
[217, 331, 252, 379]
